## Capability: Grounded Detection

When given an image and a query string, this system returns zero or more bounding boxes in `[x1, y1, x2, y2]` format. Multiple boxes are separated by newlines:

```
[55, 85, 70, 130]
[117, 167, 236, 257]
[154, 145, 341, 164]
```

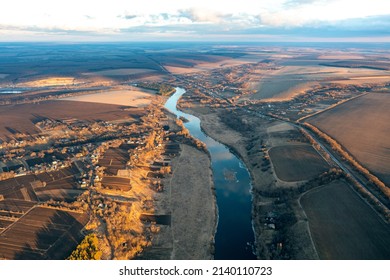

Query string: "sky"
[1, 0, 390, 42]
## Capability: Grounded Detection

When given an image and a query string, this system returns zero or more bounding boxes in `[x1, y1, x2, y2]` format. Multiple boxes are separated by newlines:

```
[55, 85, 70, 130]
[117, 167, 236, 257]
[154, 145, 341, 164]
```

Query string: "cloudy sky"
[1, 0, 390, 41]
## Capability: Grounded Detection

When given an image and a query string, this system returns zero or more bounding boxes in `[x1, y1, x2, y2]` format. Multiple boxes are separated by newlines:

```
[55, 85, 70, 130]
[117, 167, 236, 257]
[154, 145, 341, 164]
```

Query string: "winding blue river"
[165, 87, 256, 260]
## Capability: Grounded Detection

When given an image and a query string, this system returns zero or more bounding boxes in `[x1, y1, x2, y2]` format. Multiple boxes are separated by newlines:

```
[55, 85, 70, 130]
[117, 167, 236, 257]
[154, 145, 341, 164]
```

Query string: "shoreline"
[139, 109, 216, 259]
[180, 104, 319, 259]
[168, 143, 216, 259]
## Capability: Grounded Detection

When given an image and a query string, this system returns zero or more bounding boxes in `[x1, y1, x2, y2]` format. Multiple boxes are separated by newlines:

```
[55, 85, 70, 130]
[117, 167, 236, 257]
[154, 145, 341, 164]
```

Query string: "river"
[165, 87, 256, 260]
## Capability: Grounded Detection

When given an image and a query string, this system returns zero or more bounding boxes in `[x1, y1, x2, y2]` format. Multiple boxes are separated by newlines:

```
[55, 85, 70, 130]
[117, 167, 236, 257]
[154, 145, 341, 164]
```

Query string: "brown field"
[307, 92, 390, 185]
[63, 87, 155, 107]
[301, 180, 390, 259]
[0, 100, 144, 139]
[249, 65, 390, 101]
[17, 77, 76, 87]
[35, 165, 80, 185]
[101, 176, 131, 191]
[0, 175, 38, 201]
[35, 189, 84, 201]
[269, 145, 329, 182]
[0, 206, 87, 259]
[98, 147, 129, 176]
[332, 76, 390, 85]
[0, 199, 36, 213]
[0, 165, 81, 202]
[34, 166, 83, 201]
[0, 200, 36, 230]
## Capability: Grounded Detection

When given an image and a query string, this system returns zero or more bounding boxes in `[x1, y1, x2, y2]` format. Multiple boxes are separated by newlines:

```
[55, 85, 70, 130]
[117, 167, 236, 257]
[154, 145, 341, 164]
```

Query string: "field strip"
[0, 205, 36, 235]
[298, 189, 320, 259]
[297, 92, 369, 123]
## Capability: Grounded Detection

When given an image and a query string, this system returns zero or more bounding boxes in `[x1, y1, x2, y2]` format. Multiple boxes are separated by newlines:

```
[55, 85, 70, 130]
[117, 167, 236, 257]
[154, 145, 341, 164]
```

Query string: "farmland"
[0, 100, 144, 139]
[301, 180, 390, 259]
[101, 177, 131, 191]
[248, 65, 390, 101]
[0, 200, 36, 231]
[0, 164, 83, 202]
[269, 145, 329, 182]
[63, 87, 156, 107]
[98, 146, 130, 176]
[307, 92, 390, 186]
[0, 206, 88, 259]
[0, 175, 39, 201]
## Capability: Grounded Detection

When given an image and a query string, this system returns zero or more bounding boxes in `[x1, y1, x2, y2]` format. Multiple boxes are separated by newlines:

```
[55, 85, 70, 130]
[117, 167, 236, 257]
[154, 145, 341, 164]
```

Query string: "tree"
[68, 234, 102, 260]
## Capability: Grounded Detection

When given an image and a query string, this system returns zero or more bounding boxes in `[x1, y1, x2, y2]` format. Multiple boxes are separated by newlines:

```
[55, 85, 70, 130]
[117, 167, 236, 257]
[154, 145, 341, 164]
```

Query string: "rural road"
[196, 87, 389, 212]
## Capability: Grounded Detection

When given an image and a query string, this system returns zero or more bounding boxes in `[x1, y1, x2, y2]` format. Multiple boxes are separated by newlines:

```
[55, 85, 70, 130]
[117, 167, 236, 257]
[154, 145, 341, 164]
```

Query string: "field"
[307, 92, 390, 185]
[165, 58, 251, 74]
[17, 77, 76, 87]
[248, 63, 390, 101]
[0, 165, 82, 202]
[82, 68, 158, 76]
[35, 189, 85, 201]
[0, 200, 36, 231]
[98, 147, 130, 176]
[63, 87, 156, 107]
[300, 180, 390, 259]
[0, 100, 143, 139]
[101, 177, 131, 191]
[0, 206, 88, 259]
[268, 145, 329, 182]
[0, 175, 38, 201]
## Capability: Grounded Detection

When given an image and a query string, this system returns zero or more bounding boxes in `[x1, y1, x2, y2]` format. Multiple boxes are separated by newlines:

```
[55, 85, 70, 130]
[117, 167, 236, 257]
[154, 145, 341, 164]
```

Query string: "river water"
[165, 87, 256, 260]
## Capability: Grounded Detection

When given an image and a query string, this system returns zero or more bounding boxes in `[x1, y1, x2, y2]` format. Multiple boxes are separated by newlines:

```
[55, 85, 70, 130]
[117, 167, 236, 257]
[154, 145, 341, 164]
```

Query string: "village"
[0, 85, 212, 259]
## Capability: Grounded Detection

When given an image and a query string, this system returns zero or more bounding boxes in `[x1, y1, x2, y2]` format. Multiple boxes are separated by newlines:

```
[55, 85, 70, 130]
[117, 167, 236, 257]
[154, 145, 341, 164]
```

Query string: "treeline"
[173, 119, 208, 153]
[303, 122, 390, 200]
[343, 172, 390, 222]
[0, 171, 15, 181]
[136, 82, 176, 96]
[299, 128, 331, 163]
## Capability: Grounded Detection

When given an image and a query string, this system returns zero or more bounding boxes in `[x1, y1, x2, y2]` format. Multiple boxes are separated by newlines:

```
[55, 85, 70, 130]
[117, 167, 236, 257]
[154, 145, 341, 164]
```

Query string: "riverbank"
[169, 144, 216, 259]
[180, 103, 319, 259]
[140, 143, 215, 260]
[137, 107, 216, 260]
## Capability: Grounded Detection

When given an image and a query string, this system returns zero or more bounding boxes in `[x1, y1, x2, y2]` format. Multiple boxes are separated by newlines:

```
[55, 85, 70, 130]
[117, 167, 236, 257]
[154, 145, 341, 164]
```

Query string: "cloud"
[1, 0, 390, 41]
[179, 7, 224, 23]
[284, 0, 327, 7]
[123, 15, 138, 20]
